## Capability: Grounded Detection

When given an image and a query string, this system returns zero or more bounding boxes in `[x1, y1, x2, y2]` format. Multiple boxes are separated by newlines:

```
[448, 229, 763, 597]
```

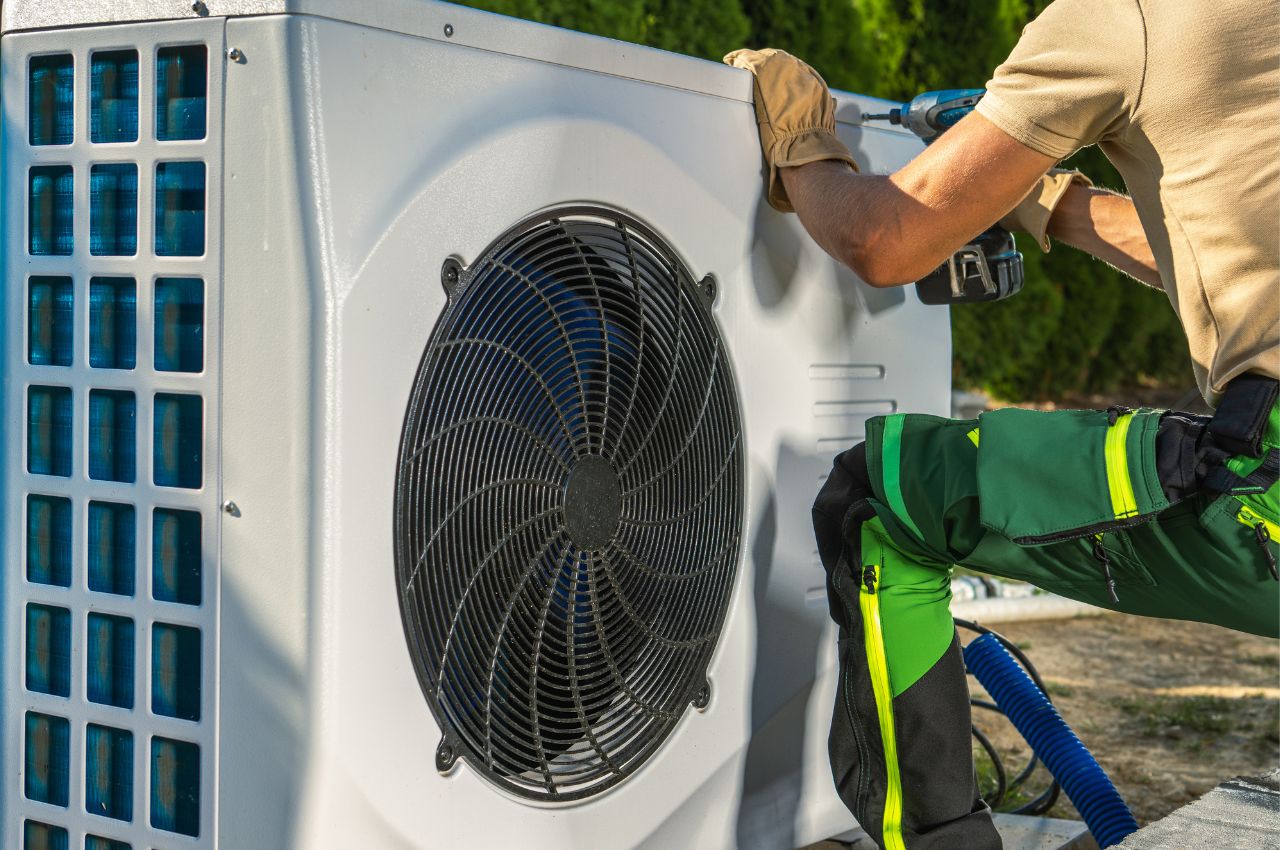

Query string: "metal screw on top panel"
[444, 24, 455, 38]
[192, 1, 209, 16]
[226, 48, 244, 63]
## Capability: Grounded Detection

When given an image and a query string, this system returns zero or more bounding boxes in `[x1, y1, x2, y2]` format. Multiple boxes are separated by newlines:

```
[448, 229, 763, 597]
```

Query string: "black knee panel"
[813, 442, 876, 574]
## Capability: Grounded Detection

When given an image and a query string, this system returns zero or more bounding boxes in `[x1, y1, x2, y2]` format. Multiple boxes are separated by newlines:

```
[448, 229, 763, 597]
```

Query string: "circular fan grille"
[394, 206, 745, 801]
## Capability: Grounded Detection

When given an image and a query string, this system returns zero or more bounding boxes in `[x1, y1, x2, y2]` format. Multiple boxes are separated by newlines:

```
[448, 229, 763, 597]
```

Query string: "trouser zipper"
[1238, 503, 1279, 581]
[835, 562, 874, 828]
[1092, 533, 1121, 602]
[859, 563, 907, 850]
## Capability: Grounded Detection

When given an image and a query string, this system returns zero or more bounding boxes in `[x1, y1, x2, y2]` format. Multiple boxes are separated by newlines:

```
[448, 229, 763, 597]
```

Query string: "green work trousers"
[813, 403, 1279, 850]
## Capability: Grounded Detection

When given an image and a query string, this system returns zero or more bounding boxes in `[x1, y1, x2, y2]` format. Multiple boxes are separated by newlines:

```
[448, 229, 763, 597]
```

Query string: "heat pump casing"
[1, 3, 949, 849]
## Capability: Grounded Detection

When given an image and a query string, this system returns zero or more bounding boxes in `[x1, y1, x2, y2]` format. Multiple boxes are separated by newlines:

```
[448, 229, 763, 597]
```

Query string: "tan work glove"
[723, 48, 858, 213]
[1000, 169, 1093, 251]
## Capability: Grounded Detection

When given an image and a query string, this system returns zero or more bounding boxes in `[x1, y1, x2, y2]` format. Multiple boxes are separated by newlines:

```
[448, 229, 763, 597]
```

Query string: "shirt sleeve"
[975, 0, 1147, 160]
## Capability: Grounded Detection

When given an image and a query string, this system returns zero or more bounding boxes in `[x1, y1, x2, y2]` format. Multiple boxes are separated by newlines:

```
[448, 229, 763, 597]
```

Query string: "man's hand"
[723, 48, 858, 212]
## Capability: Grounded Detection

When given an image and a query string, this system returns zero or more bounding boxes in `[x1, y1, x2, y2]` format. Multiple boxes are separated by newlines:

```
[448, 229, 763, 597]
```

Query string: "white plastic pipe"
[952, 594, 1106, 624]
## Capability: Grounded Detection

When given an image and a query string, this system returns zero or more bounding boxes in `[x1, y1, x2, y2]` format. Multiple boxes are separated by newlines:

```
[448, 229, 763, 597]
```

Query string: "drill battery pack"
[915, 227, 1025, 305]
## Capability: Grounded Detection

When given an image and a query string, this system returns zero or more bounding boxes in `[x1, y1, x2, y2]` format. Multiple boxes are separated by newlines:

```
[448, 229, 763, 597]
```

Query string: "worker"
[725, 1, 1278, 847]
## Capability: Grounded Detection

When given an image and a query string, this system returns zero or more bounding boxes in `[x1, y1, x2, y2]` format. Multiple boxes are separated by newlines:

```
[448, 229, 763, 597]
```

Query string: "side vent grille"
[5, 22, 223, 850]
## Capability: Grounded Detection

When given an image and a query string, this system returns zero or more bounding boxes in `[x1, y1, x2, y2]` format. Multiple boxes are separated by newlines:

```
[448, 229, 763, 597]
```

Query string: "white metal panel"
[213, 13, 945, 850]
[5, 4, 946, 849]
[2, 18, 225, 849]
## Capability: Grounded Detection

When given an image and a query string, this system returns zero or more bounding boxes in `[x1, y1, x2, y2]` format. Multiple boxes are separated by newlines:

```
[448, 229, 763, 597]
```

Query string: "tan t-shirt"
[976, 0, 1279, 404]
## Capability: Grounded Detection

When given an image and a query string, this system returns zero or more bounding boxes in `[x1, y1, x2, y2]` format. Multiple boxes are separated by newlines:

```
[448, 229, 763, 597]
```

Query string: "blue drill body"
[863, 88, 986, 144]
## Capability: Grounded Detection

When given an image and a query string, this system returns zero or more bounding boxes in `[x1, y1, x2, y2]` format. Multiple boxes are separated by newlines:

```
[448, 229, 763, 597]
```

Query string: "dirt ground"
[969, 613, 1279, 825]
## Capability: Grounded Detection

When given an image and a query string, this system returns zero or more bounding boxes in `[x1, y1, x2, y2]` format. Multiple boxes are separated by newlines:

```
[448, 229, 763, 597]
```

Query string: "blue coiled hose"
[964, 632, 1140, 848]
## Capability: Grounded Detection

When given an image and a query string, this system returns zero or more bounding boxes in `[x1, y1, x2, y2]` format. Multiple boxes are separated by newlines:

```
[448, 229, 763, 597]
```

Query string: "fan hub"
[563, 455, 622, 550]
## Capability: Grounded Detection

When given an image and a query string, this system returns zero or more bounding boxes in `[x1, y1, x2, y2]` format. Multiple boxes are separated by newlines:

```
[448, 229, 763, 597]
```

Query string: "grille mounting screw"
[692, 682, 711, 710]
[191, 1, 209, 15]
[227, 47, 244, 63]
[699, 274, 717, 304]
[441, 257, 464, 295]
[436, 740, 458, 774]
[223, 501, 241, 517]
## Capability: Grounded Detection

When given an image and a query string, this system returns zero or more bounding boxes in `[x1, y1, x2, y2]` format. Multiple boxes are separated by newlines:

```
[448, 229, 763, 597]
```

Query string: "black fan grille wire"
[393, 206, 745, 801]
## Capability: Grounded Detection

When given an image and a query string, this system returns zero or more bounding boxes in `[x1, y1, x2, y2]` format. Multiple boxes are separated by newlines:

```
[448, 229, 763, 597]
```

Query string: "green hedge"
[451, 0, 1192, 400]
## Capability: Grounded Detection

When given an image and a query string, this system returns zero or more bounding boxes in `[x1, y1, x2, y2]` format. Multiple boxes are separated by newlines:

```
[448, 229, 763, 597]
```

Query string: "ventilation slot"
[88, 501, 137, 596]
[89, 277, 138, 370]
[87, 614, 135, 709]
[90, 164, 139, 256]
[155, 278, 204, 372]
[24, 820, 69, 850]
[156, 46, 207, 141]
[153, 623, 201, 721]
[29, 166, 74, 256]
[150, 737, 200, 836]
[85, 724, 134, 822]
[26, 604, 71, 697]
[28, 276, 73, 367]
[154, 162, 206, 256]
[27, 386, 73, 477]
[153, 509, 202, 604]
[91, 50, 139, 144]
[27, 495, 72, 587]
[24, 712, 70, 807]
[29, 54, 73, 146]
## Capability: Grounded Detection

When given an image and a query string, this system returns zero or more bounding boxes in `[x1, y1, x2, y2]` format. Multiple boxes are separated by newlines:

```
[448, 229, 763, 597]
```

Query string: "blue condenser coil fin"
[28, 276, 73, 366]
[87, 614, 136, 709]
[29, 54, 73, 146]
[27, 495, 72, 587]
[88, 501, 137, 596]
[29, 166, 74, 256]
[90, 164, 139, 256]
[25, 712, 70, 806]
[150, 737, 200, 836]
[91, 50, 139, 143]
[85, 724, 134, 822]
[156, 46, 207, 141]
[89, 277, 138, 369]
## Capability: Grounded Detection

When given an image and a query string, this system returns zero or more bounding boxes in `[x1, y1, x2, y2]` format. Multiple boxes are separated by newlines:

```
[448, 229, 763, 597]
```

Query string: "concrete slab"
[1116, 769, 1280, 850]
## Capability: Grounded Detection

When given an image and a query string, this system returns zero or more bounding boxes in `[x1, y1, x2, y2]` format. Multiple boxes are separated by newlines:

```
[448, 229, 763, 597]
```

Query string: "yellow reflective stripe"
[859, 565, 906, 850]
[1105, 413, 1139, 519]
[1238, 503, 1280, 541]
[967, 427, 980, 447]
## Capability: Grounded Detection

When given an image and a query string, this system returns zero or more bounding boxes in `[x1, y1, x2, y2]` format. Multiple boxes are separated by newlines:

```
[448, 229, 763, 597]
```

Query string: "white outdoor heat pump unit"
[1, 2, 951, 848]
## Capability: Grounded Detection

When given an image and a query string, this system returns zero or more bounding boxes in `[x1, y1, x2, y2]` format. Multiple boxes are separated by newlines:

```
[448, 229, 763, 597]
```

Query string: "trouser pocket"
[976, 406, 1169, 543]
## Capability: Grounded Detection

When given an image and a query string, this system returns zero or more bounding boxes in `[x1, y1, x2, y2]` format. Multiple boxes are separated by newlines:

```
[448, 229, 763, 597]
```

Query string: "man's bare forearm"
[778, 113, 1062, 286]
[781, 163, 912, 285]
[1047, 185, 1162, 287]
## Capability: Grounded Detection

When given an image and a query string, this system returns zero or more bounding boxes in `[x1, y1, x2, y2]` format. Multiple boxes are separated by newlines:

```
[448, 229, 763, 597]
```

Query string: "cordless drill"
[864, 89, 1024, 305]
